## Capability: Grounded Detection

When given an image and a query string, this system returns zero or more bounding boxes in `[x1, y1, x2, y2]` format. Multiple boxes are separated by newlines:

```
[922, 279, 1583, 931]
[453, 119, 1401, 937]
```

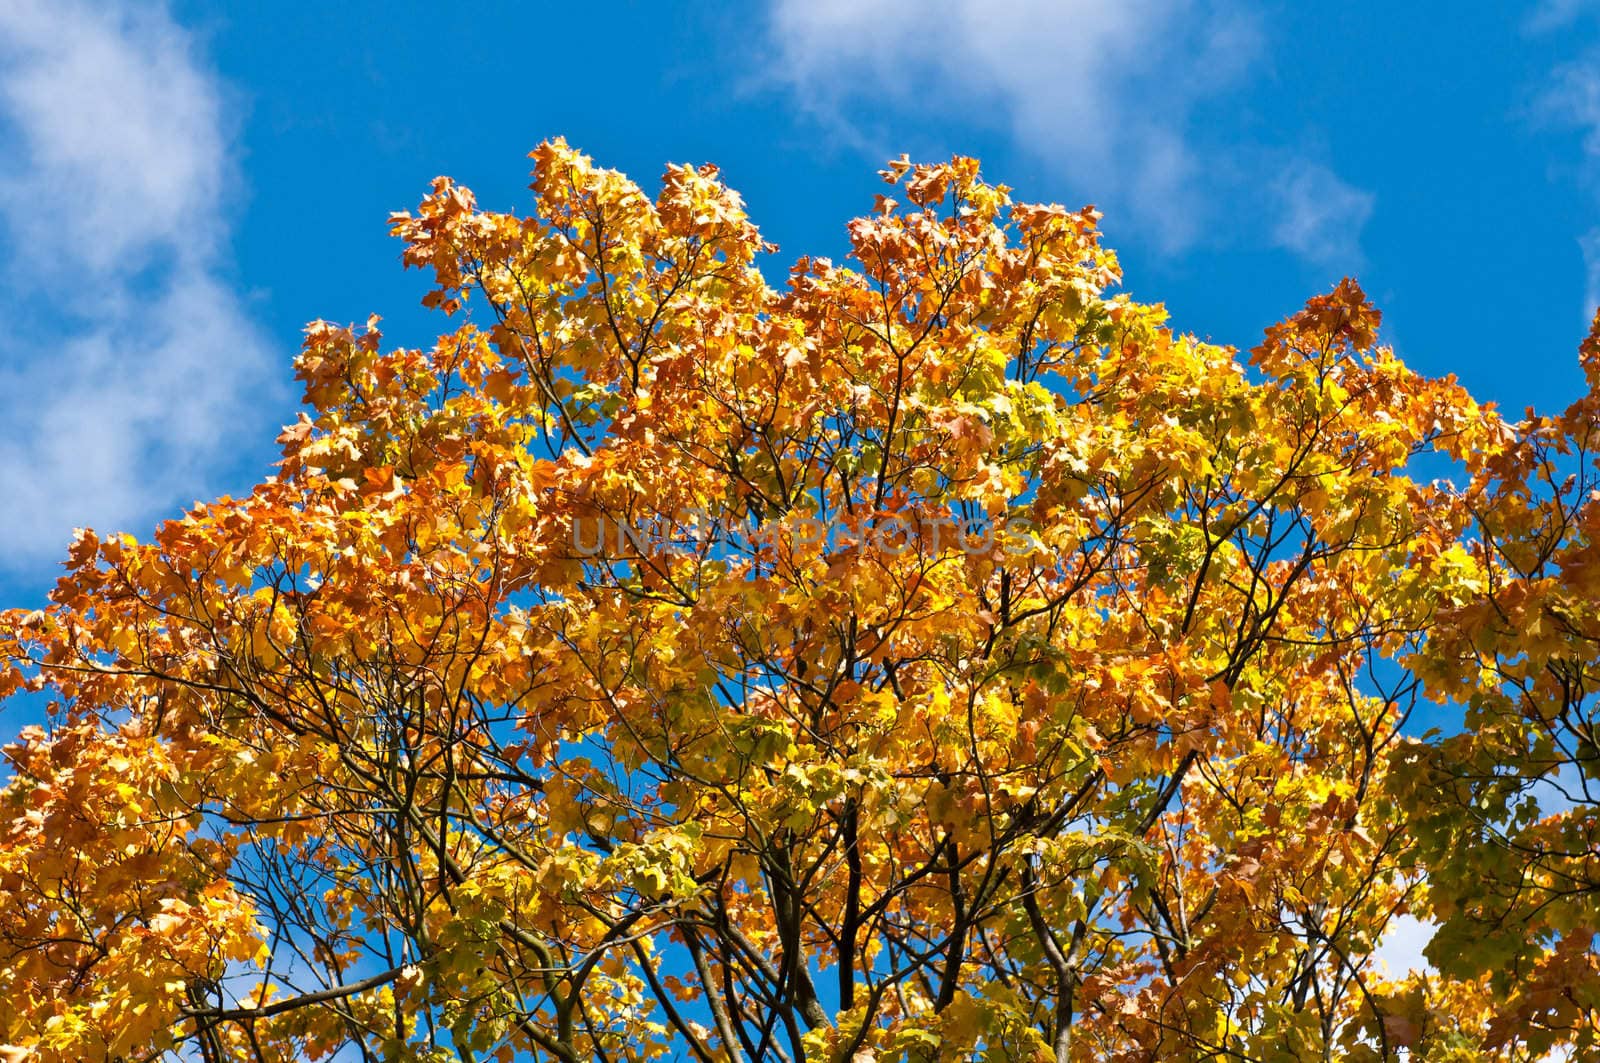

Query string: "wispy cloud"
[0, 0, 279, 570]
[1579, 229, 1600, 326]
[1526, 0, 1600, 34]
[1268, 160, 1375, 272]
[765, 0, 1372, 268]
[1537, 52, 1600, 155]
[1530, 39, 1600, 317]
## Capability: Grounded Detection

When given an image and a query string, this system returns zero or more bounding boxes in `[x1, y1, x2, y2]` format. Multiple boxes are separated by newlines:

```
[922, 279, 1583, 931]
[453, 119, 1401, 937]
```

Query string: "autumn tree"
[0, 141, 1590, 1061]
[1382, 314, 1600, 1057]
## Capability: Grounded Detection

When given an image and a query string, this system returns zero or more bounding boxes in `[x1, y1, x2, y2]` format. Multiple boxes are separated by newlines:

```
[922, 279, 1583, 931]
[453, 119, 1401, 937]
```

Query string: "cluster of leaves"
[0, 142, 1593, 1060]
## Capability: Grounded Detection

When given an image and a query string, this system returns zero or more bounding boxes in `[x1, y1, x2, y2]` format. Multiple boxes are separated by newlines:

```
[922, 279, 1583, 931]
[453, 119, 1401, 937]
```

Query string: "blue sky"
[2, 0, 1600, 610]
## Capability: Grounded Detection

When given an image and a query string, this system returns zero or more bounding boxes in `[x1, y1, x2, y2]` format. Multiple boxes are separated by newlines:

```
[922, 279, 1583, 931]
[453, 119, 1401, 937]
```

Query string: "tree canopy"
[1, 142, 1596, 1061]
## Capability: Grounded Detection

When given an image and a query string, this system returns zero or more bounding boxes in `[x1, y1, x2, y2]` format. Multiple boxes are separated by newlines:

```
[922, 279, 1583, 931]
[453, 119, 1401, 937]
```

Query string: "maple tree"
[0, 141, 1595, 1061]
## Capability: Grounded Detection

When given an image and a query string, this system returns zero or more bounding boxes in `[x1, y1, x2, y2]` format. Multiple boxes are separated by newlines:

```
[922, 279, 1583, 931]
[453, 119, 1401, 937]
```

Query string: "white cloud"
[0, 0, 279, 570]
[1532, 48, 1600, 319]
[766, 0, 1371, 264]
[1581, 229, 1600, 328]
[1268, 160, 1375, 272]
[1537, 53, 1600, 156]
[1527, 0, 1600, 34]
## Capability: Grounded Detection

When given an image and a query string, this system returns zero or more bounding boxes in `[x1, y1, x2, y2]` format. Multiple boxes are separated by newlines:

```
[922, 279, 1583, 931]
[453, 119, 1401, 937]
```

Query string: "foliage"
[0, 142, 1593, 1060]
